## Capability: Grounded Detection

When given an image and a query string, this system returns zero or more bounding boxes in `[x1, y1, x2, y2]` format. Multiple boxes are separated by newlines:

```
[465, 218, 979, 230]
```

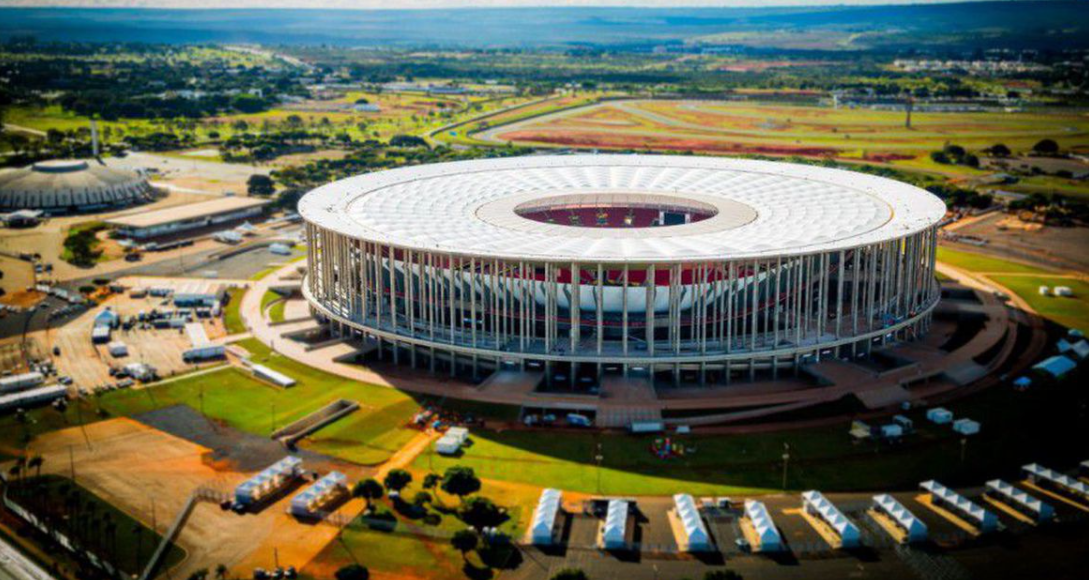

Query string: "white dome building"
[0, 159, 154, 213]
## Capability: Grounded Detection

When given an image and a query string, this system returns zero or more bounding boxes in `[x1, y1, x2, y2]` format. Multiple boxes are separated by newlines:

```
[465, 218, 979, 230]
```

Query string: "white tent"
[926, 407, 953, 424]
[1033, 355, 1077, 378]
[602, 500, 628, 550]
[802, 491, 860, 548]
[1023, 463, 1089, 502]
[985, 480, 1053, 523]
[920, 480, 997, 533]
[872, 494, 927, 543]
[290, 471, 347, 517]
[952, 418, 980, 435]
[744, 499, 781, 552]
[673, 494, 711, 551]
[530, 488, 562, 545]
[435, 434, 461, 455]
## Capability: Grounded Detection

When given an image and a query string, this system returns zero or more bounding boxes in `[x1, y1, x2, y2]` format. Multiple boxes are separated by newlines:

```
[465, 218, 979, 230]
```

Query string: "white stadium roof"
[299, 154, 946, 263]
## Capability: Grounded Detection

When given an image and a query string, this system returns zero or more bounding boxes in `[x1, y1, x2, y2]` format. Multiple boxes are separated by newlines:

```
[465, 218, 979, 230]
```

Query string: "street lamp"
[781, 443, 791, 490]
[595, 442, 604, 495]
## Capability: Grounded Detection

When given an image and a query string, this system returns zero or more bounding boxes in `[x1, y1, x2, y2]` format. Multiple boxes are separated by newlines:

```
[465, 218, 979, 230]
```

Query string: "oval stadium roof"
[299, 154, 947, 263]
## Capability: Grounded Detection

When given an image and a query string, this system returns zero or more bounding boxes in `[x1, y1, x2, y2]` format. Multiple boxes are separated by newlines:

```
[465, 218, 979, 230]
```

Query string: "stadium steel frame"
[302, 223, 939, 386]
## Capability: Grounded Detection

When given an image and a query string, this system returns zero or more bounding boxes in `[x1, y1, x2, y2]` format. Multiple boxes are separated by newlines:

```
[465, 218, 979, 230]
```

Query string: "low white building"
[673, 493, 711, 551]
[602, 499, 629, 550]
[529, 488, 563, 545]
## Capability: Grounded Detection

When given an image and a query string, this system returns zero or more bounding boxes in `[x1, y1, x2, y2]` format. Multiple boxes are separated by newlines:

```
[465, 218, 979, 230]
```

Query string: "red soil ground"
[498, 129, 839, 158]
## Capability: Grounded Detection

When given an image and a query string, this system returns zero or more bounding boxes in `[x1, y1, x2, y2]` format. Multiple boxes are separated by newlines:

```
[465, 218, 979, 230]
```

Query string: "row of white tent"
[673, 494, 711, 551]
[920, 480, 998, 533]
[235, 456, 304, 506]
[1023, 463, 1089, 503]
[744, 499, 782, 552]
[985, 480, 1054, 523]
[802, 491, 860, 548]
[529, 488, 563, 545]
[289, 471, 347, 517]
[873, 494, 928, 543]
[525, 461, 1087, 552]
[603, 499, 629, 550]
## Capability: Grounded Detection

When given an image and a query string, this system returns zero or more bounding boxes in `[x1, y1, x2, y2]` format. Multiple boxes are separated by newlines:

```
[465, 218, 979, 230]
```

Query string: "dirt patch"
[135, 405, 341, 472]
[25, 416, 364, 579]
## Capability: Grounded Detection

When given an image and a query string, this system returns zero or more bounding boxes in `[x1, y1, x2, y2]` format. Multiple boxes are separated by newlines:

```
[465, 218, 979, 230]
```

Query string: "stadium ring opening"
[299, 155, 946, 386]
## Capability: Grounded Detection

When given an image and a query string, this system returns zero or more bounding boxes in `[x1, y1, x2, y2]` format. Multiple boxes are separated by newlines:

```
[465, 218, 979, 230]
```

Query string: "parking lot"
[17, 276, 245, 391]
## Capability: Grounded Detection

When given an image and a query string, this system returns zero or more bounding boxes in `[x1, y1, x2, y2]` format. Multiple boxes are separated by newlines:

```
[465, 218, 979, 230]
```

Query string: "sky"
[0, 0, 1010, 9]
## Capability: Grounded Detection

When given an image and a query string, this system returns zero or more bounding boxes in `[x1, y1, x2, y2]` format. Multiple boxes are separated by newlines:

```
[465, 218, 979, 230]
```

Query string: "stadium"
[299, 155, 946, 387]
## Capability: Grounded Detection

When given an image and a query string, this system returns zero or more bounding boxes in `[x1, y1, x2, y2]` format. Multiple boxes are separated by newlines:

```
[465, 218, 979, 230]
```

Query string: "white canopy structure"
[673, 494, 711, 551]
[1023, 463, 1089, 503]
[802, 491, 860, 548]
[926, 407, 953, 424]
[985, 480, 1054, 523]
[920, 480, 997, 533]
[744, 499, 782, 552]
[602, 500, 629, 550]
[529, 488, 563, 545]
[290, 471, 347, 517]
[872, 494, 927, 543]
[235, 456, 303, 506]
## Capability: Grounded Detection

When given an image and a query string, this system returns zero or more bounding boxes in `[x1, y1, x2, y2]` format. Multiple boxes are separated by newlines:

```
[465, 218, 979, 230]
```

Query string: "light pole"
[960, 437, 967, 465]
[595, 442, 604, 495]
[781, 443, 791, 491]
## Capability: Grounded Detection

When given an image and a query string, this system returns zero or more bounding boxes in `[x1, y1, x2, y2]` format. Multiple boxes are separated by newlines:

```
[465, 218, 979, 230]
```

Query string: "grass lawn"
[306, 478, 531, 580]
[0, 344, 419, 465]
[410, 369, 1089, 496]
[268, 299, 287, 323]
[222, 287, 248, 334]
[990, 275, 1089, 332]
[936, 246, 1052, 274]
[8, 475, 185, 576]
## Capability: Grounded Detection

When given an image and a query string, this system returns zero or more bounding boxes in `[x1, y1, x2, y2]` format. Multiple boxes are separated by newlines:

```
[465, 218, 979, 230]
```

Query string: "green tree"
[1032, 139, 1059, 155]
[383, 468, 412, 494]
[422, 473, 440, 490]
[451, 529, 478, 562]
[441, 466, 481, 504]
[988, 143, 1012, 157]
[352, 478, 384, 512]
[334, 564, 369, 580]
[413, 491, 432, 507]
[550, 569, 589, 580]
[247, 174, 275, 196]
[704, 571, 742, 580]
[459, 496, 504, 532]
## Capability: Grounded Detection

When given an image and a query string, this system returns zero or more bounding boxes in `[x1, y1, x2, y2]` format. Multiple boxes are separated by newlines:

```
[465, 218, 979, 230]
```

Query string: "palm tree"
[28, 455, 43, 480]
[132, 524, 144, 571]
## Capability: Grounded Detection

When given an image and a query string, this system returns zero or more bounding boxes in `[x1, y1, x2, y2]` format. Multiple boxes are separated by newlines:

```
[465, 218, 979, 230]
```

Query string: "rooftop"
[299, 154, 946, 263]
[107, 196, 270, 229]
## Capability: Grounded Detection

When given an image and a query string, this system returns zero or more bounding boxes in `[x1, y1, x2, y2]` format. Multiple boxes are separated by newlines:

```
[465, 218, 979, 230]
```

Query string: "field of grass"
[0, 342, 418, 465]
[222, 287, 248, 334]
[936, 246, 1088, 331]
[7, 475, 185, 576]
[306, 476, 533, 580]
[936, 247, 1052, 274]
[409, 372, 1089, 496]
[479, 99, 1089, 182]
[991, 275, 1089, 332]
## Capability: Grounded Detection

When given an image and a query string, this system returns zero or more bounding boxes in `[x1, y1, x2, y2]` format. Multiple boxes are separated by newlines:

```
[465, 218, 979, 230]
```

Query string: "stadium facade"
[299, 155, 946, 384]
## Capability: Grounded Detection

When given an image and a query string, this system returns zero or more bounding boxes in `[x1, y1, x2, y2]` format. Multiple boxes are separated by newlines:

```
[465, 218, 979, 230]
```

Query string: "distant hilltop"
[0, 2, 1086, 51]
